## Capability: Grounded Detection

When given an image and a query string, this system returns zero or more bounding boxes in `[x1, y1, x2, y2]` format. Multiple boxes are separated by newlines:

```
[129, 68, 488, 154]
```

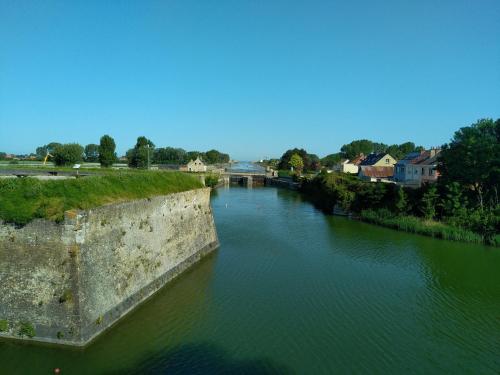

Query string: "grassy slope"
[0, 171, 203, 225]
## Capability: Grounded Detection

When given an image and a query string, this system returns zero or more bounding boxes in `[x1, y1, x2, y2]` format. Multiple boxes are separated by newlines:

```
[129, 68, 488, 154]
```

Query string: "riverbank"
[358, 209, 495, 245]
[0, 171, 203, 225]
[299, 172, 499, 247]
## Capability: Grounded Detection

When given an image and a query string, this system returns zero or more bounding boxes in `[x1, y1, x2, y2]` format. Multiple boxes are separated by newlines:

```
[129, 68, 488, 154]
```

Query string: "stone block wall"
[0, 188, 218, 346]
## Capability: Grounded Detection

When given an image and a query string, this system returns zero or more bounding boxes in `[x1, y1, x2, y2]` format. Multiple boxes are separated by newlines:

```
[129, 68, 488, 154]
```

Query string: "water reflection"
[120, 342, 291, 375]
[0, 253, 219, 374]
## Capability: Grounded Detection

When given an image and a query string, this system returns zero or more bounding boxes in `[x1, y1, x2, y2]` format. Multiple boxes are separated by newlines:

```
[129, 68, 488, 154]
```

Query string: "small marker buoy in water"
[54, 368, 61, 374]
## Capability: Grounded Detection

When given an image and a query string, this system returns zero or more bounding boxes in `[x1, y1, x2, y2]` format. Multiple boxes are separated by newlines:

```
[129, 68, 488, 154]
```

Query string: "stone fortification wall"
[0, 188, 218, 346]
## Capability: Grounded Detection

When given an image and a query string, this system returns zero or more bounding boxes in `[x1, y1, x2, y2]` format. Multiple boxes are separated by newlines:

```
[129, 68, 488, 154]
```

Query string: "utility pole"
[147, 145, 150, 170]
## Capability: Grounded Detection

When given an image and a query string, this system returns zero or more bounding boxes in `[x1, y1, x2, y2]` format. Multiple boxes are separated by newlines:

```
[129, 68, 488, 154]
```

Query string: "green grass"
[0, 319, 8, 332]
[0, 171, 203, 225]
[360, 209, 488, 245]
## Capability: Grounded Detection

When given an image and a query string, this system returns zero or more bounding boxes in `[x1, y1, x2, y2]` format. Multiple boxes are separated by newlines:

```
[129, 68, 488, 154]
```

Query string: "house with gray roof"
[394, 149, 441, 186]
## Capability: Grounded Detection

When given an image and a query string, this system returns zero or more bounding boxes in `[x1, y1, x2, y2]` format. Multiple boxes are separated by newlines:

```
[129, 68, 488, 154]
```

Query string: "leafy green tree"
[289, 154, 304, 173]
[36, 142, 61, 160]
[0, 152, 7, 160]
[278, 148, 318, 172]
[204, 149, 230, 164]
[340, 140, 375, 160]
[52, 144, 84, 166]
[84, 144, 99, 162]
[420, 185, 439, 220]
[467, 208, 499, 245]
[321, 153, 342, 168]
[438, 118, 499, 209]
[372, 142, 389, 154]
[186, 151, 202, 162]
[394, 186, 408, 214]
[154, 147, 187, 164]
[127, 137, 155, 168]
[441, 182, 465, 218]
[98, 135, 117, 167]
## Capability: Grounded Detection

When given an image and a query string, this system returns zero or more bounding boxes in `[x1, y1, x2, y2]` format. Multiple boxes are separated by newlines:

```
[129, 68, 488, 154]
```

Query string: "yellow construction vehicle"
[43, 152, 53, 165]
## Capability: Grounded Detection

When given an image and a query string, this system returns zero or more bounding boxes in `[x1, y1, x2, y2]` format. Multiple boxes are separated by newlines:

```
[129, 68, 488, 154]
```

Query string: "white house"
[186, 156, 207, 172]
[394, 149, 441, 187]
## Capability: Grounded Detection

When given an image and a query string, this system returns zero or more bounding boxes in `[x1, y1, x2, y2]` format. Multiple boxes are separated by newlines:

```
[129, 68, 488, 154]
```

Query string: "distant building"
[394, 149, 441, 187]
[331, 154, 366, 174]
[359, 153, 397, 167]
[358, 166, 395, 183]
[181, 156, 207, 172]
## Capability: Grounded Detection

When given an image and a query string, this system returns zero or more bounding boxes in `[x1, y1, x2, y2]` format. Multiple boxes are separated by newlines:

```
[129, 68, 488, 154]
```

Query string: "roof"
[414, 149, 441, 166]
[187, 156, 205, 165]
[359, 153, 393, 166]
[395, 151, 423, 165]
[359, 166, 394, 178]
[396, 149, 441, 166]
[349, 154, 366, 165]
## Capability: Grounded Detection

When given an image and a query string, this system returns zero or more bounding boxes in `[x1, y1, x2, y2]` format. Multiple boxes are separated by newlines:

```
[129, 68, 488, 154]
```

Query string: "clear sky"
[1, 0, 499, 160]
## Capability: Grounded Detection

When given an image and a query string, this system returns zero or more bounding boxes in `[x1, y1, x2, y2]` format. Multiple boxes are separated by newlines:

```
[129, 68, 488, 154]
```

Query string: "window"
[385, 159, 390, 164]
[429, 168, 434, 176]
[422, 168, 424, 175]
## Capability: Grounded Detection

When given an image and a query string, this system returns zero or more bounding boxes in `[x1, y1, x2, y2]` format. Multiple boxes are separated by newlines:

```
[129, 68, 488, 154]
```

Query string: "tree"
[340, 140, 375, 160]
[441, 182, 464, 218]
[154, 147, 187, 164]
[36, 142, 61, 160]
[420, 185, 439, 220]
[98, 135, 117, 167]
[127, 136, 155, 168]
[186, 151, 202, 162]
[204, 149, 230, 164]
[438, 118, 499, 209]
[52, 144, 84, 166]
[84, 144, 99, 162]
[321, 153, 342, 168]
[394, 186, 408, 214]
[278, 148, 318, 172]
[289, 154, 304, 174]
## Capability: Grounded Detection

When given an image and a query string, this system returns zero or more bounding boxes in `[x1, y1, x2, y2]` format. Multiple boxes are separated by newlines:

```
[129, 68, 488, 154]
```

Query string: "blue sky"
[1, 0, 499, 160]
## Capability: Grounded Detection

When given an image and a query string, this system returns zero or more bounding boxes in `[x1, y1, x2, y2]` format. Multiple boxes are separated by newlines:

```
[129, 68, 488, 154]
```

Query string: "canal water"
[1, 186, 499, 374]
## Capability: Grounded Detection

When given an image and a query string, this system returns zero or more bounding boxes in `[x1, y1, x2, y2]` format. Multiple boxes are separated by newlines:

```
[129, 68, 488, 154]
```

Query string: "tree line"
[34, 136, 230, 168]
[269, 141, 425, 174]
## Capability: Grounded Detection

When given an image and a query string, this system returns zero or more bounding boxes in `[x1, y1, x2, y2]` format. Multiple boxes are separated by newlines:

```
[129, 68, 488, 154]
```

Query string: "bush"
[53, 143, 84, 166]
[0, 319, 8, 332]
[204, 174, 219, 188]
[18, 322, 35, 338]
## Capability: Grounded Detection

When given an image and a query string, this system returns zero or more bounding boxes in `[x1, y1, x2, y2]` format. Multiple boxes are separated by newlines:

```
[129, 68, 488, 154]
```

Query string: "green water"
[1, 187, 499, 374]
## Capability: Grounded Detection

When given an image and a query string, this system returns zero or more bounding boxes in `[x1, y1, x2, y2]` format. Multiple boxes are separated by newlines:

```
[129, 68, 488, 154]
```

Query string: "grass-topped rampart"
[0, 171, 203, 225]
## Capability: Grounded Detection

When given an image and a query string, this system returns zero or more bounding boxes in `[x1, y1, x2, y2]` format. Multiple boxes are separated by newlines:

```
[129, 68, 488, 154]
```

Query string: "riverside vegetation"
[0, 171, 203, 225]
[301, 120, 499, 246]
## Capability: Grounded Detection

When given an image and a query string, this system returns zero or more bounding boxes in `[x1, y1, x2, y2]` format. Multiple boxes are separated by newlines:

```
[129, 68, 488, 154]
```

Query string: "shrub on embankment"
[0, 171, 203, 225]
[301, 171, 500, 246]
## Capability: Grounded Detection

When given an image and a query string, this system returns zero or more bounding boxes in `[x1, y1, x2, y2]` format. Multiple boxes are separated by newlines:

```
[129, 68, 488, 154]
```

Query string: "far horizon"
[1, 0, 499, 160]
